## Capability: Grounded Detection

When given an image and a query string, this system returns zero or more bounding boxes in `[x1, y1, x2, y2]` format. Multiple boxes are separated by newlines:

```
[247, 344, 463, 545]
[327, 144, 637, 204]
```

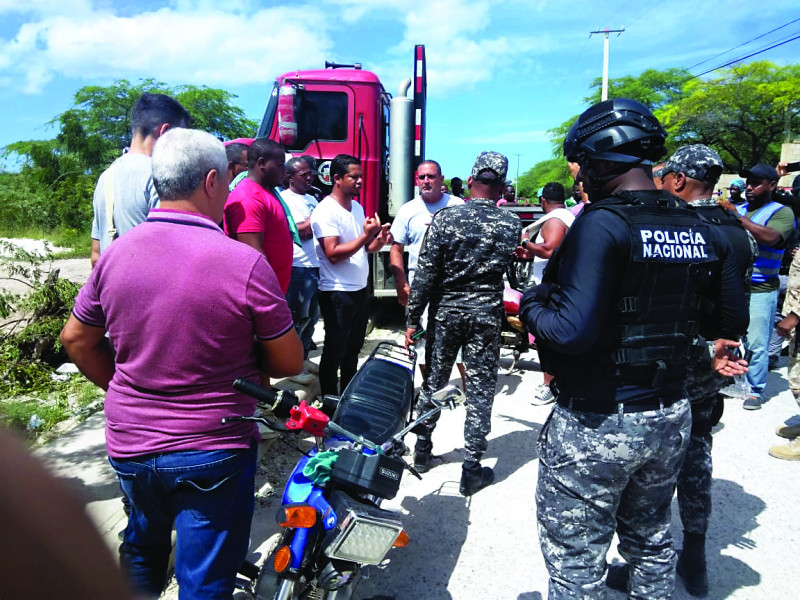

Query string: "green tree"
[517, 158, 572, 201]
[658, 61, 800, 170]
[548, 68, 691, 157]
[546, 62, 800, 170]
[1, 80, 258, 235]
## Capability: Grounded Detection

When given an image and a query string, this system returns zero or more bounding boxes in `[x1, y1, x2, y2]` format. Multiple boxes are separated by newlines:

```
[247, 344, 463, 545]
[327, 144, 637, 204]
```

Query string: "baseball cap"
[792, 174, 800, 195]
[740, 164, 779, 182]
[663, 144, 723, 183]
[471, 151, 508, 182]
[729, 178, 746, 190]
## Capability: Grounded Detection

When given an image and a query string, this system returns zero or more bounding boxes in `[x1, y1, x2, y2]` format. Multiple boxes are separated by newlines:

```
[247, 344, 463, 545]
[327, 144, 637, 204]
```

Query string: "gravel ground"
[20, 245, 800, 600]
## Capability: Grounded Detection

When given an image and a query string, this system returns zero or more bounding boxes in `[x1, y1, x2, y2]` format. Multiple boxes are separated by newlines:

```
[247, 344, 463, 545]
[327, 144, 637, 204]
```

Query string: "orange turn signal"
[392, 530, 410, 548]
[273, 545, 292, 573]
[278, 505, 317, 528]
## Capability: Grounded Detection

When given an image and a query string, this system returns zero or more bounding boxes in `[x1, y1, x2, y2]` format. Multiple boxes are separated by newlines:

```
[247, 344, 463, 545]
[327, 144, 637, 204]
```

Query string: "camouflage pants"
[416, 307, 502, 463]
[536, 399, 691, 600]
[789, 335, 800, 404]
[677, 393, 723, 536]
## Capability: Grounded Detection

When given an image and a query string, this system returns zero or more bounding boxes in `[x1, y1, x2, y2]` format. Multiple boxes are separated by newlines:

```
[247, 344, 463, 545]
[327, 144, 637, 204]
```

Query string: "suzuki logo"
[379, 467, 400, 480]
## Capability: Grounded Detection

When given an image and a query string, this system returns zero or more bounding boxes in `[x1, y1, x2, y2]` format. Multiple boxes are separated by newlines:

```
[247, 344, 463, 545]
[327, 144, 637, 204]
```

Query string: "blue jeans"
[286, 267, 320, 359]
[109, 442, 257, 599]
[745, 288, 779, 397]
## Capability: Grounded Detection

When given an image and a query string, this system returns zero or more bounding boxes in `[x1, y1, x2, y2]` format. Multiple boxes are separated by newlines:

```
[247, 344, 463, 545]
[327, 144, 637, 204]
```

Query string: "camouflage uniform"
[537, 400, 691, 599]
[408, 191, 521, 463]
[678, 195, 757, 536]
[677, 360, 724, 536]
[783, 249, 800, 402]
[521, 189, 748, 600]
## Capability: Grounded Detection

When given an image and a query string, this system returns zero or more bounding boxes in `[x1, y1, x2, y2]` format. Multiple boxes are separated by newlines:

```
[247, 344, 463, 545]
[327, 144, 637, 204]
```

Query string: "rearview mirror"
[430, 385, 465, 408]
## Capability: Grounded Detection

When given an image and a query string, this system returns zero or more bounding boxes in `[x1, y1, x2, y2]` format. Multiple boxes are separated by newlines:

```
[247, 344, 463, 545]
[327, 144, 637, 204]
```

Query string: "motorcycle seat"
[333, 357, 414, 445]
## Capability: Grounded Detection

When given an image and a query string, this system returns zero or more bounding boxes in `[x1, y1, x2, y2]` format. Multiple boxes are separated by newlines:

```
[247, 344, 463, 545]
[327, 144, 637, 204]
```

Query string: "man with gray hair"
[61, 128, 303, 599]
[282, 156, 321, 383]
[406, 151, 521, 495]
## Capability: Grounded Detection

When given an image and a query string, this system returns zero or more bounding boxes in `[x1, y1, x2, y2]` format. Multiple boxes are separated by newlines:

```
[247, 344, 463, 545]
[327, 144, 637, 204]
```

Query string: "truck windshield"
[290, 90, 348, 150]
[257, 83, 279, 138]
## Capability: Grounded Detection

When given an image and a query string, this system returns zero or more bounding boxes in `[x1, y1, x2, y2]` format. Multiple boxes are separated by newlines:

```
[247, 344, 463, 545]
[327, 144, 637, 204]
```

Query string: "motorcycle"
[501, 260, 535, 373]
[225, 342, 465, 600]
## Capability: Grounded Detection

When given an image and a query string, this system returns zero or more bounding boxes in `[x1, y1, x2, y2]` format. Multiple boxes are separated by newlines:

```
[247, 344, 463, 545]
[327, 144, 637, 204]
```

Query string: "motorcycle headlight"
[324, 509, 404, 565]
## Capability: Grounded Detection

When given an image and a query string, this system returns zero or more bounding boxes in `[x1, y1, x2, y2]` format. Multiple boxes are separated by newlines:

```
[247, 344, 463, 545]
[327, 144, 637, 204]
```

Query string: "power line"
[622, 0, 664, 30]
[606, 0, 636, 27]
[687, 17, 800, 71]
[691, 32, 800, 79]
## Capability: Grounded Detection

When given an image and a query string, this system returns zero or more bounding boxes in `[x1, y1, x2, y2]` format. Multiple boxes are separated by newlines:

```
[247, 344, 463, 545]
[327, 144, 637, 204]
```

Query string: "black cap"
[792, 174, 800, 195]
[740, 164, 779, 182]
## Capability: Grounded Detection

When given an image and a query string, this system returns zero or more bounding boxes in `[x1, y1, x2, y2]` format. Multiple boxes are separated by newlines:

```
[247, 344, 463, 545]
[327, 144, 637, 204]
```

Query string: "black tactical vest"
[693, 203, 755, 297]
[542, 190, 721, 389]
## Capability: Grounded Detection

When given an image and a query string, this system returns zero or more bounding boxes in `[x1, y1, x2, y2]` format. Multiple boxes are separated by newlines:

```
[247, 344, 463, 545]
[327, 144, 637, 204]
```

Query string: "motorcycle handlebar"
[233, 378, 297, 419]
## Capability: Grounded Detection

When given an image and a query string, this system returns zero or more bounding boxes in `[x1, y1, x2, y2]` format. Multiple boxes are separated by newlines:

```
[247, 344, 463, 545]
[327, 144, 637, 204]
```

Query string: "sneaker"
[532, 384, 554, 406]
[768, 354, 780, 370]
[776, 424, 800, 439]
[290, 369, 316, 385]
[605, 563, 629, 593]
[304, 360, 319, 375]
[768, 437, 800, 460]
[459, 463, 494, 496]
[743, 394, 761, 410]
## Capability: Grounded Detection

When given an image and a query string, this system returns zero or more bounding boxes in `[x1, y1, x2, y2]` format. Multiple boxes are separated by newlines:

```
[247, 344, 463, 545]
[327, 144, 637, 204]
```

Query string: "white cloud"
[336, 0, 555, 98]
[0, 4, 334, 93]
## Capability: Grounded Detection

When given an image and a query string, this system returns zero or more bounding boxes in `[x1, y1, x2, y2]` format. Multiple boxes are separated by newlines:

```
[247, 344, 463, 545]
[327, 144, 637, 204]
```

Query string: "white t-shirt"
[281, 188, 319, 268]
[311, 196, 368, 292]
[523, 208, 575, 284]
[389, 194, 463, 279]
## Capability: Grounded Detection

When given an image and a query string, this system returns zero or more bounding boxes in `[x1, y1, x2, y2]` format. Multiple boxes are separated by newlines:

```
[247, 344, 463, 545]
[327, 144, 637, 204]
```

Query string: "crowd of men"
[43, 89, 800, 599]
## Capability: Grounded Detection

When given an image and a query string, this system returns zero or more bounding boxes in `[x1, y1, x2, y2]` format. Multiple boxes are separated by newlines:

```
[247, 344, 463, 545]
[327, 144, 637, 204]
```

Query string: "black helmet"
[563, 98, 667, 165]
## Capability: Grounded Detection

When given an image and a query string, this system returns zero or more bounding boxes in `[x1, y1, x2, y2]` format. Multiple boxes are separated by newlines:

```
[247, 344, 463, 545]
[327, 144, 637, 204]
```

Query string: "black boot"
[413, 436, 434, 473]
[605, 562, 629, 592]
[459, 461, 494, 496]
[677, 532, 708, 597]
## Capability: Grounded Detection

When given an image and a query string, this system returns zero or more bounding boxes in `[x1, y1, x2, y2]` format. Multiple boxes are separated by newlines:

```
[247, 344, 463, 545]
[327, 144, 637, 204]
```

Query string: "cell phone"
[785, 161, 800, 173]
[411, 328, 426, 341]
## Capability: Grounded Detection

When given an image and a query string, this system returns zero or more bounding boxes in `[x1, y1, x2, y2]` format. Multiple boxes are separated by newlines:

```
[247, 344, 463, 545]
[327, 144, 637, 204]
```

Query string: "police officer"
[520, 99, 749, 599]
[406, 151, 521, 496]
[606, 144, 756, 597]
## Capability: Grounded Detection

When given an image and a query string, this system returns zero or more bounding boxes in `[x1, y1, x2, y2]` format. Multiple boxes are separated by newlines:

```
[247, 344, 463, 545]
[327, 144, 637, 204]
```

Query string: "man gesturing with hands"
[311, 154, 391, 397]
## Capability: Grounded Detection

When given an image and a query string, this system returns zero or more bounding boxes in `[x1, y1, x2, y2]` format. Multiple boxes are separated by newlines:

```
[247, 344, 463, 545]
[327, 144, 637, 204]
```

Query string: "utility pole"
[513, 154, 522, 200]
[590, 28, 624, 101]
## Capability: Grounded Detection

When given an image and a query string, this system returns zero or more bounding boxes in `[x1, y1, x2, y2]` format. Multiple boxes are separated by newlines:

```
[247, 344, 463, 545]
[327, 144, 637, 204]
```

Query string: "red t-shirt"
[224, 178, 293, 292]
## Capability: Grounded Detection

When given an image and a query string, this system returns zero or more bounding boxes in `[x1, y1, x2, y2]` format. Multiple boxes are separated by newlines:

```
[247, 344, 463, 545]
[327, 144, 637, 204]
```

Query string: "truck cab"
[257, 48, 426, 298]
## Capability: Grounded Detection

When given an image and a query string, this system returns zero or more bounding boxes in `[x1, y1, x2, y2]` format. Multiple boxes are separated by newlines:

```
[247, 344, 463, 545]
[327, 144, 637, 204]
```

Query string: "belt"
[556, 396, 682, 414]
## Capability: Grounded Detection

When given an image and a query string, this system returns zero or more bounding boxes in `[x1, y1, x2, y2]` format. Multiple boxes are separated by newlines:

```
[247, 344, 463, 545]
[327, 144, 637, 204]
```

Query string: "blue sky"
[1, 0, 799, 180]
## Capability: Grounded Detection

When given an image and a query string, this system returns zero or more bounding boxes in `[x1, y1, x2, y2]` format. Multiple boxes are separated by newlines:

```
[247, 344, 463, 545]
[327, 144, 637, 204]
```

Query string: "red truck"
[256, 46, 428, 298]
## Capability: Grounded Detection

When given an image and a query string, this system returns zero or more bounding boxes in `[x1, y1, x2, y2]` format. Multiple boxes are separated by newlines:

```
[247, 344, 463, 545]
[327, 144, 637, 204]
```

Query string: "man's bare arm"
[740, 218, 782, 246]
[60, 315, 115, 391]
[390, 243, 409, 306]
[235, 232, 266, 256]
[296, 218, 313, 240]
[524, 219, 568, 260]
[90, 239, 101, 269]
[257, 328, 304, 378]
